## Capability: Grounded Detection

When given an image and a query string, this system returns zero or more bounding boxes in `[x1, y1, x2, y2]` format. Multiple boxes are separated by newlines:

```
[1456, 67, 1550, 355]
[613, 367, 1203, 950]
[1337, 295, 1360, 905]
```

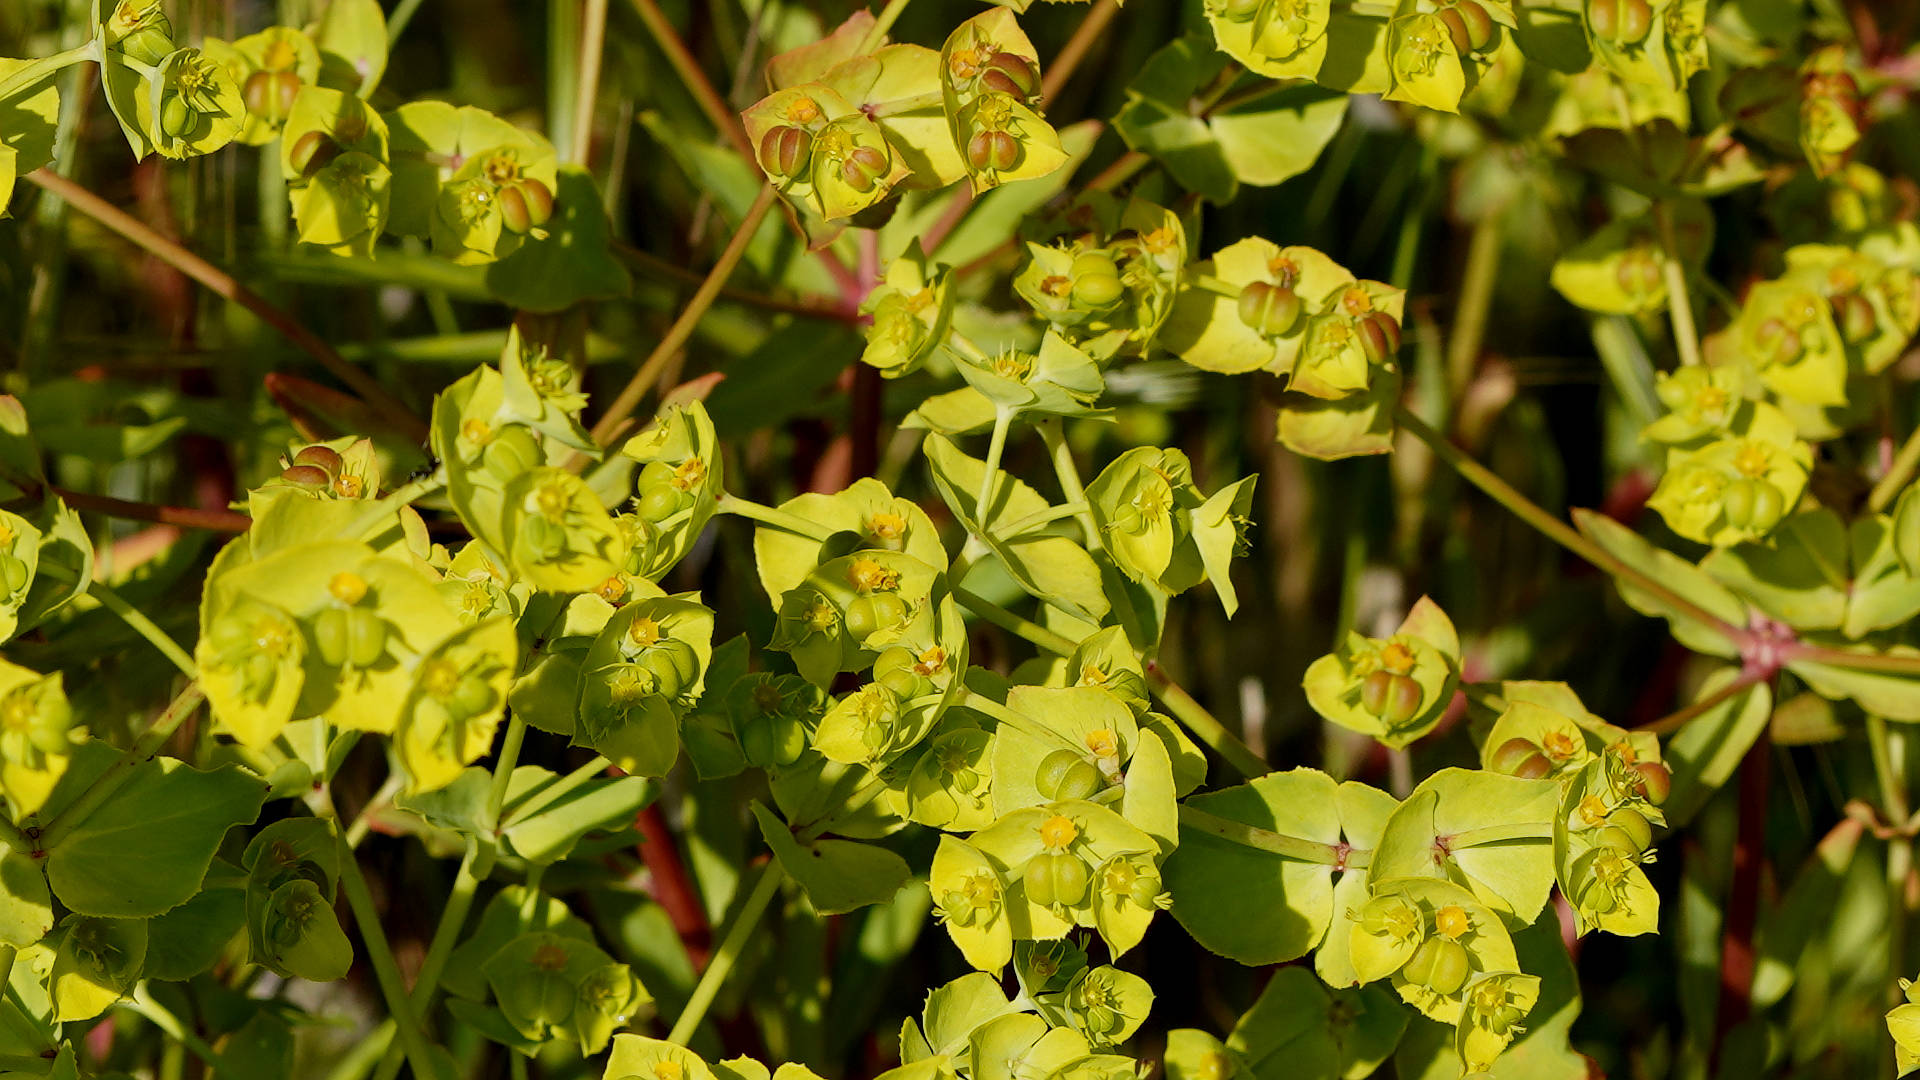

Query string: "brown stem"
[1637, 669, 1764, 736]
[612, 241, 855, 322]
[1041, 0, 1122, 102]
[24, 169, 427, 444]
[55, 489, 250, 534]
[589, 186, 778, 447]
[634, 804, 713, 969]
[625, 0, 754, 160]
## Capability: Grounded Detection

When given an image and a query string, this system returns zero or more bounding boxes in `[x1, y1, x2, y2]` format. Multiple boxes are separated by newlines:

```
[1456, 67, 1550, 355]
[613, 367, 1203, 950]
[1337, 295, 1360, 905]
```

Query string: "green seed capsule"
[1402, 937, 1470, 995]
[0, 555, 27, 595]
[640, 640, 700, 698]
[1588, 0, 1618, 39]
[1436, 6, 1473, 52]
[345, 609, 387, 668]
[637, 486, 687, 523]
[243, 71, 272, 116]
[1748, 481, 1785, 531]
[1834, 293, 1878, 343]
[1127, 874, 1161, 909]
[1603, 807, 1653, 852]
[844, 592, 908, 641]
[1024, 852, 1091, 908]
[311, 608, 350, 667]
[513, 179, 555, 227]
[1580, 875, 1618, 914]
[451, 672, 498, 718]
[160, 95, 195, 138]
[1236, 281, 1302, 338]
[519, 515, 566, 560]
[483, 427, 542, 482]
[1721, 478, 1757, 527]
[1221, 0, 1263, 20]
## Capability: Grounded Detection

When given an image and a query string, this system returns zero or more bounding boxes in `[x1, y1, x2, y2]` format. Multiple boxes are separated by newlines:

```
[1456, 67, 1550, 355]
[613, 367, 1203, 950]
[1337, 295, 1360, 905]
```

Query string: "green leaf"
[1163, 768, 1347, 965]
[500, 766, 653, 864]
[144, 869, 245, 981]
[1369, 769, 1559, 926]
[1572, 508, 1746, 657]
[1701, 509, 1849, 631]
[394, 766, 493, 837]
[46, 757, 267, 918]
[0, 848, 50, 949]
[752, 802, 911, 915]
[1227, 967, 1404, 1080]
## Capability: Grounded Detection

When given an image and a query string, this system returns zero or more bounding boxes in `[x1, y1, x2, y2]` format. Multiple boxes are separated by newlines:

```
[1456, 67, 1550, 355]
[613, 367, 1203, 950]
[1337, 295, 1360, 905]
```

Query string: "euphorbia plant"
[2, 0, 1920, 1078]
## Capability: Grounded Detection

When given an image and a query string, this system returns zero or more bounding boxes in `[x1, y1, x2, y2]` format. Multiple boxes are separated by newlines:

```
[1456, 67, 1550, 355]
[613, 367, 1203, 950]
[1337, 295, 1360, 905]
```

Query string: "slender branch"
[1789, 643, 1920, 676]
[1037, 418, 1103, 552]
[1869, 422, 1920, 513]
[485, 713, 530, 831]
[1655, 201, 1703, 368]
[858, 0, 914, 52]
[35, 682, 205, 852]
[1144, 660, 1267, 779]
[715, 493, 834, 541]
[126, 985, 235, 1078]
[627, 0, 755, 159]
[1393, 405, 1743, 643]
[952, 586, 1078, 655]
[366, 839, 493, 1080]
[1638, 670, 1763, 735]
[1177, 805, 1363, 867]
[572, 0, 612, 166]
[975, 406, 1013, 529]
[24, 169, 426, 443]
[1445, 821, 1554, 847]
[90, 581, 197, 678]
[613, 241, 854, 321]
[1042, 0, 1121, 102]
[335, 826, 447, 1080]
[0, 40, 97, 102]
[591, 186, 778, 447]
[1447, 214, 1501, 397]
[54, 487, 250, 533]
[668, 859, 784, 1045]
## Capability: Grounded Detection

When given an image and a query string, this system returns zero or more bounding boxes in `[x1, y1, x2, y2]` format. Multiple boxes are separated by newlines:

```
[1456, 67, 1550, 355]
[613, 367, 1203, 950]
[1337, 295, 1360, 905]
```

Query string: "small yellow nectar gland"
[1434, 904, 1470, 940]
[1378, 641, 1416, 676]
[1085, 728, 1120, 759]
[847, 558, 899, 593]
[328, 571, 368, 606]
[1039, 814, 1079, 850]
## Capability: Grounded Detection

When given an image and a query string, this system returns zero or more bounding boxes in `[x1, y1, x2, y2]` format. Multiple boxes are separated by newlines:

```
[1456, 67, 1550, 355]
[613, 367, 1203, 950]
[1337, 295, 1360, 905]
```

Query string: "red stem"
[634, 804, 713, 969]
[1711, 734, 1772, 1069]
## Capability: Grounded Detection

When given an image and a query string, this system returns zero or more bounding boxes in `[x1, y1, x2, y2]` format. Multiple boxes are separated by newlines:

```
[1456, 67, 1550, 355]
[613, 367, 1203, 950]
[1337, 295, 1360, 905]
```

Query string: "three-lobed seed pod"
[839, 145, 892, 192]
[759, 125, 814, 179]
[1588, 0, 1654, 46]
[1720, 477, 1785, 532]
[288, 130, 346, 179]
[1070, 252, 1126, 310]
[1487, 737, 1554, 780]
[311, 607, 388, 669]
[1356, 311, 1403, 365]
[1401, 937, 1470, 995]
[966, 129, 1022, 173]
[978, 52, 1040, 101]
[1036, 748, 1104, 801]
[1024, 851, 1092, 908]
[242, 70, 302, 125]
[1359, 669, 1424, 727]
[282, 444, 345, 490]
[498, 179, 556, 235]
[1435, 0, 1498, 54]
[843, 591, 910, 640]
[1237, 281, 1302, 339]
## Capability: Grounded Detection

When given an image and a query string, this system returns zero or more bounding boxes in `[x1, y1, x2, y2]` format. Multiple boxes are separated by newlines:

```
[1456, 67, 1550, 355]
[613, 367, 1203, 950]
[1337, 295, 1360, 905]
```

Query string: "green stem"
[945, 330, 991, 364]
[952, 586, 1078, 655]
[994, 500, 1089, 540]
[590, 186, 779, 447]
[1177, 805, 1365, 867]
[961, 691, 1082, 752]
[1655, 201, 1703, 368]
[127, 985, 233, 1077]
[343, 467, 447, 540]
[1393, 405, 1743, 644]
[367, 839, 493, 1080]
[35, 682, 205, 852]
[1447, 214, 1501, 396]
[0, 812, 27, 858]
[866, 90, 944, 119]
[1144, 662, 1267, 778]
[1870, 423, 1920, 514]
[0, 983, 49, 1055]
[335, 825, 447, 1080]
[857, 0, 916, 51]
[1036, 418, 1103, 553]
[975, 406, 1014, 531]
[501, 755, 613, 826]
[572, 0, 611, 166]
[715, 493, 834, 542]
[0, 40, 98, 102]
[90, 581, 197, 678]
[385, 0, 430, 44]
[486, 713, 530, 831]
[1188, 273, 1243, 300]
[1446, 821, 1554, 847]
[668, 860, 785, 1045]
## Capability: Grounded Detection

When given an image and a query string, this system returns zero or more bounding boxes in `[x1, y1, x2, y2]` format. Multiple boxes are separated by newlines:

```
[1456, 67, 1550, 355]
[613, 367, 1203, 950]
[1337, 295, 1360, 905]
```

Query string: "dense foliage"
[3, 0, 1920, 1078]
